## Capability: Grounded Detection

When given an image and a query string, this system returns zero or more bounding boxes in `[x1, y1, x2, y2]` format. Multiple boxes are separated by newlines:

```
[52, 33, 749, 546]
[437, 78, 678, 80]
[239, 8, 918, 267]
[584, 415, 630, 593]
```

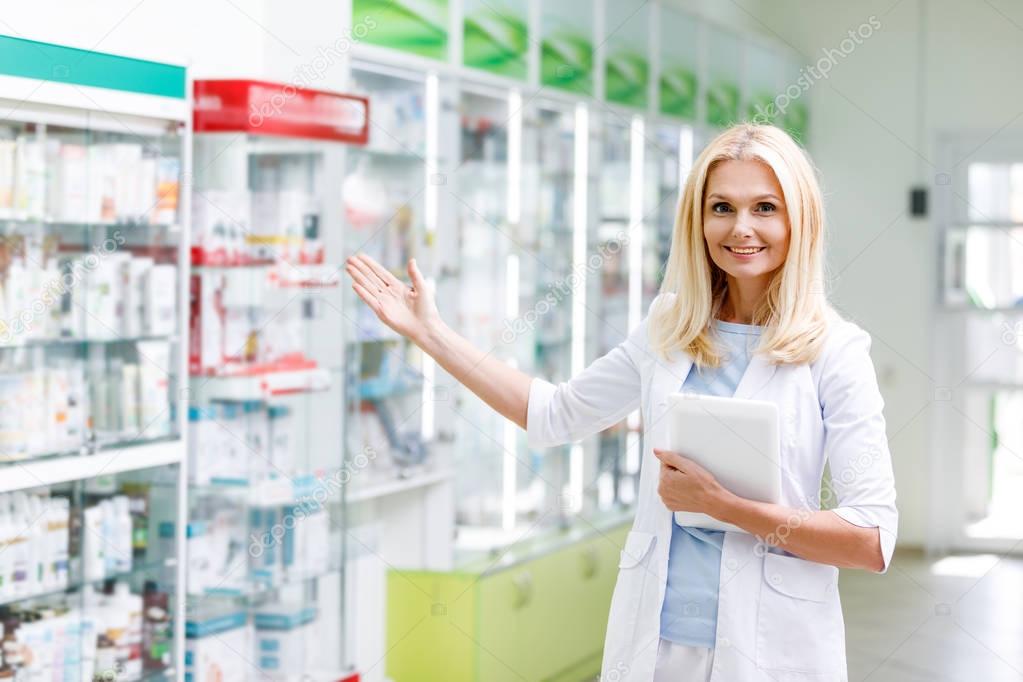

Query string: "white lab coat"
[526, 294, 898, 682]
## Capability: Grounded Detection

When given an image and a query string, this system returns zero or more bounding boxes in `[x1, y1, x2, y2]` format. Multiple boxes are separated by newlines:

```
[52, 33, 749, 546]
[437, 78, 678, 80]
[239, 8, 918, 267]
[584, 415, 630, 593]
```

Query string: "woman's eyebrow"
[705, 192, 783, 202]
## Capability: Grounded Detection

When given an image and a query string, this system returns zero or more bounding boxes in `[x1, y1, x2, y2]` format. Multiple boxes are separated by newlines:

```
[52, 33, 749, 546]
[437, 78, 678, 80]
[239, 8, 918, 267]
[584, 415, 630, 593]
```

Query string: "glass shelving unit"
[0, 35, 190, 682]
[933, 145, 1023, 555]
[521, 102, 579, 528]
[188, 79, 369, 680]
[586, 115, 632, 512]
[442, 92, 584, 552]
[448, 86, 513, 536]
[343, 64, 437, 494]
[644, 123, 691, 311]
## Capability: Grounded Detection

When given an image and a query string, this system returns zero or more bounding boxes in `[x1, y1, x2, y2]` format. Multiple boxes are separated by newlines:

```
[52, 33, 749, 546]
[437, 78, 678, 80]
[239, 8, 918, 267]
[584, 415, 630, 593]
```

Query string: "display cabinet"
[932, 142, 1023, 555]
[585, 114, 633, 512]
[518, 100, 581, 530]
[644, 122, 692, 311]
[0, 35, 190, 680]
[447, 91, 585, 549]
[188, 79, 368, 680]
[386, 515, 631, 682]
[343, 63, 438, 494]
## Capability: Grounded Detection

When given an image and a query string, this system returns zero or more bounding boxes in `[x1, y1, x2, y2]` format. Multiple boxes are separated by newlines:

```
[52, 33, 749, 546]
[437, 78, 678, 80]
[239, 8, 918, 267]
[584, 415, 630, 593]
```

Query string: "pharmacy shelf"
[0, 333, 178, 349]
[191, 474, 334, 507]
[191, 262, 340, 288]
[0, 439, 183, 494]
[0, 216, 180, 230]
[0, 557, 176, 607]
[200, 565, 343, 599]
[190, 366, 332, 402]
[346, 467, 452, 504]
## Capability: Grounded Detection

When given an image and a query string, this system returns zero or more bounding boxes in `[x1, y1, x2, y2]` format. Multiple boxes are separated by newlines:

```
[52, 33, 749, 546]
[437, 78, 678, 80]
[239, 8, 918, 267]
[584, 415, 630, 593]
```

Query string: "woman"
[345, 123, 898, 682]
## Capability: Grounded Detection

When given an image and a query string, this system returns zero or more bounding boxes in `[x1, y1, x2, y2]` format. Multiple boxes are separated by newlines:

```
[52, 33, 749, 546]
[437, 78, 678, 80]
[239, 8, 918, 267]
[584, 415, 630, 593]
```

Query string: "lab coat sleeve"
[819, 323, 899, 573]
[525, 316, 646, 450]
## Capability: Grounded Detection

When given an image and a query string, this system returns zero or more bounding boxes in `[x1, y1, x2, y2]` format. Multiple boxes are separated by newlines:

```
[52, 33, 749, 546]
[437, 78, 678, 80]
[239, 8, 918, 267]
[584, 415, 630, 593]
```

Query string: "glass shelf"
[0, 432, 180, 466]
[0, 557, 175, 607]
[189, 79, 366, 677]
[198, 565, 343, 599]
[0, 333, 177, 349]
[342, 66, 433, 525]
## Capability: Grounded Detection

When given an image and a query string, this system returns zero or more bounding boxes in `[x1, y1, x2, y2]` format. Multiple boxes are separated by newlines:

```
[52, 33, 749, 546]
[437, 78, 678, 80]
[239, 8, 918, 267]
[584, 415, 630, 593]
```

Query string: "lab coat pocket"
[755, 552, 844, 674]
[604, 531, 657, 664]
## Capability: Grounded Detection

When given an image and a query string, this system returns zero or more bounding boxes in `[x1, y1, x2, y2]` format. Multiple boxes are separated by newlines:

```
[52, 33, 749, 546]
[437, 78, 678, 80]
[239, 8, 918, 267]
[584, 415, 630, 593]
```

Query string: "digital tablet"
[665, 393, 781, 533]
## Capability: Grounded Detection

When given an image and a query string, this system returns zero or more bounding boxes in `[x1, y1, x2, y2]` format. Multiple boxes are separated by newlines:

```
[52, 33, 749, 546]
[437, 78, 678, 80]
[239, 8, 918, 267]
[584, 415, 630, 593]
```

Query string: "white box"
[121, 256, 153, 337]
[253, 604, 317, 674]
[184, 610, 251, 682]
[144, 264, 177, 336]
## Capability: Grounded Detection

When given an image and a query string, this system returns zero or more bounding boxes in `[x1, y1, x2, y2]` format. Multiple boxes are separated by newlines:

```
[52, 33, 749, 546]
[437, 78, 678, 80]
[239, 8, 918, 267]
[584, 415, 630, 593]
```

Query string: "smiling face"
[703, 159, 791, 294]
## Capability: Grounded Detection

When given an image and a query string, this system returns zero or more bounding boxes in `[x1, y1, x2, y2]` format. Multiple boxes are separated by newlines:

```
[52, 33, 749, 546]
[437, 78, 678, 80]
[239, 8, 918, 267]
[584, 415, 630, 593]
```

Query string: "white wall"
[745, 0, 1023, 547]
[0, 1, 270, 77]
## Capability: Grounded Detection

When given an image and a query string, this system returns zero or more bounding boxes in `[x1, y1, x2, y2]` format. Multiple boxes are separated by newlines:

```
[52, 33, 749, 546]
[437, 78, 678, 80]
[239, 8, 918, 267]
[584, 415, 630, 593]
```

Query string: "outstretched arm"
[345, 253, 531, 429]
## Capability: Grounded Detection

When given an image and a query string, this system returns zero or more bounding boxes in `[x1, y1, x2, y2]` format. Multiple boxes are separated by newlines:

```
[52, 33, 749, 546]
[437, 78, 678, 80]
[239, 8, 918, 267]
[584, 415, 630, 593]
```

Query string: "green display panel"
[705, 27, 741, 128]
[0, 34, 185, 98]
[781, 57, 809, 143]
[463, 0, 528, 79]
[352, 0, 449, 60]
[745, 42, 782, 124]
[604, 0, 649, 108]
[785, 98, 809, 144]
[386, 522, 630, 682]
[540, 0, 594, 95]
[658, 7, 698, 119]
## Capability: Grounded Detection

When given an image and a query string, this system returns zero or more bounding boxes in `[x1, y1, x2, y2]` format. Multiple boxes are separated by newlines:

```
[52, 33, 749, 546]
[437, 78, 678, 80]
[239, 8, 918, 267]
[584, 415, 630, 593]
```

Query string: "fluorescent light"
[570, 443, 584, 513]
[571, 103, 588, 377]
[570, 103, 589, 512]
[679, 125, 694, 187]
[421, 283, 436, 441]
[506, 253, 520, 318]
[628, 115, 644, 332]
[424, 71, 439, 236]
[421, 72, 439, 440]
[507, 90, 522, 225]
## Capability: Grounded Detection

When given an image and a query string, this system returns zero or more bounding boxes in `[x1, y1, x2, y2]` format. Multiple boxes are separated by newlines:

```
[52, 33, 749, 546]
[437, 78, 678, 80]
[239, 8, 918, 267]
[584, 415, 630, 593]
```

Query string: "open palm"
[344, 253, 441, 343]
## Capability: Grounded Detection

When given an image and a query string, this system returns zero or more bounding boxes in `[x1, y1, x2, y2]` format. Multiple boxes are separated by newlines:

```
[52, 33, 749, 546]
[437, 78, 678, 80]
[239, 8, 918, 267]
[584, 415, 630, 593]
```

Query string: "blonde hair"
[650, 123, 829, 367]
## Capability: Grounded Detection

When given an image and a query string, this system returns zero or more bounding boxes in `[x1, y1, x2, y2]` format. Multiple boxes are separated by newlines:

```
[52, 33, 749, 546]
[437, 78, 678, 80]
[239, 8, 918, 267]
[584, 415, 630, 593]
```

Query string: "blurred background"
[0, 1, 1021, 681]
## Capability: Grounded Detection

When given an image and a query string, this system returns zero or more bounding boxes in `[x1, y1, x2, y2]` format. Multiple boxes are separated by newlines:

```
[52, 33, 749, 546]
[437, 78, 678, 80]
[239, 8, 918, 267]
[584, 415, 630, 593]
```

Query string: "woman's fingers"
[653, 448, 686, 472]
[360, 253, 405, 291]
[345, 259, 380, 294]
[351, 281, 381, 314]
[347, 255, 388, 292]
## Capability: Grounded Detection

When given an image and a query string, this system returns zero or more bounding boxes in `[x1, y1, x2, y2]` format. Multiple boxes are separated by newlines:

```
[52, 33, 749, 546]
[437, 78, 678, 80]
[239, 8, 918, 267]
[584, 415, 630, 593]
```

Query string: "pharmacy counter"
[386, 510, 634, 682]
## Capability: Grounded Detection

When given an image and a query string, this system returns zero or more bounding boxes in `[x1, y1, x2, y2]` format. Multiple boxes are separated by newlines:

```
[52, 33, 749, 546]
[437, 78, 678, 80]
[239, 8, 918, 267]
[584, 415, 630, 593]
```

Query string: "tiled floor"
[841, 548, 1023, 681]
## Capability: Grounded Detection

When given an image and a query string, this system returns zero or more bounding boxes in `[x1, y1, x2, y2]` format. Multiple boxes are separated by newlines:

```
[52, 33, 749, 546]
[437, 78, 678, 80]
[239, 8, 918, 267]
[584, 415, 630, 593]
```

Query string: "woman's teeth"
[726, 246, 765, 255]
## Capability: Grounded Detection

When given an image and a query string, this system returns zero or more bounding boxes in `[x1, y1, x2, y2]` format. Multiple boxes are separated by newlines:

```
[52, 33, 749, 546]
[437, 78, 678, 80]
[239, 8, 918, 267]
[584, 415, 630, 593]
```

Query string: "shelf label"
[193, 79, 369, 144]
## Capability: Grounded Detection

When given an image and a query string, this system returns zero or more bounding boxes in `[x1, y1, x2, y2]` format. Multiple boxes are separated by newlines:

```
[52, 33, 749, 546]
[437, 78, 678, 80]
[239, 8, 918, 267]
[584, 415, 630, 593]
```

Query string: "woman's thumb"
[407, 257, 426, 290]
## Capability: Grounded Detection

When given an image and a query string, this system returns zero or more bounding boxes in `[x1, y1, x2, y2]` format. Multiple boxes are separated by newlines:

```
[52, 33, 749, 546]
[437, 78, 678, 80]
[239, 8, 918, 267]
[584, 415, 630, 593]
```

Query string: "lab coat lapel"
[732, 352, 777, 400]
[649, 350, 693, 412]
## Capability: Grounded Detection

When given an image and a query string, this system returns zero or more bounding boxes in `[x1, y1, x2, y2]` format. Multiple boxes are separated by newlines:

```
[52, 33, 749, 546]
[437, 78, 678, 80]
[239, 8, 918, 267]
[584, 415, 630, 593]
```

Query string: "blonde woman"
[345, 123, 898, 682]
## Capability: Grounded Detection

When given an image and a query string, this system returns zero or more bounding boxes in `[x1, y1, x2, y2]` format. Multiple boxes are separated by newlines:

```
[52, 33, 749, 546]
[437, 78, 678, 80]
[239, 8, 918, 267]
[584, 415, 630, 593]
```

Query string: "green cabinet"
[386, 520, 631, 681]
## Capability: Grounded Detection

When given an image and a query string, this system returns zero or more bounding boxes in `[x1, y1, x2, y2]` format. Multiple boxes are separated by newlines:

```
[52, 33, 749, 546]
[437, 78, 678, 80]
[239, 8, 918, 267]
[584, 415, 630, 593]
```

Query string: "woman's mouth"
[724, 245, 766, 255]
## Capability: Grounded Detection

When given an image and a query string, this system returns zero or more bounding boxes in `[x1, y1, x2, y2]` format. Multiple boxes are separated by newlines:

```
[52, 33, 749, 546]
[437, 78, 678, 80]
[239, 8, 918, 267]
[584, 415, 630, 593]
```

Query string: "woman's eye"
[711, 203, 732, 214]
[756, 202, 776, 213]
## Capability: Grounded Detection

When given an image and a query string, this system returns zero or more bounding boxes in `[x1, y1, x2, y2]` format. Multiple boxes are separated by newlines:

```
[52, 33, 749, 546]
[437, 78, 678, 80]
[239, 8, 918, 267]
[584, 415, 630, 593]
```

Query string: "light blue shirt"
[658, 319, 763, 648]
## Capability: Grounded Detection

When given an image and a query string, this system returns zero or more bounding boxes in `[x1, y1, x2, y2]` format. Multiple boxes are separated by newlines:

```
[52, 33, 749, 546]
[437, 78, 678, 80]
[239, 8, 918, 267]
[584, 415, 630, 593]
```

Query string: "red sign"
[193, 79, 369, 144]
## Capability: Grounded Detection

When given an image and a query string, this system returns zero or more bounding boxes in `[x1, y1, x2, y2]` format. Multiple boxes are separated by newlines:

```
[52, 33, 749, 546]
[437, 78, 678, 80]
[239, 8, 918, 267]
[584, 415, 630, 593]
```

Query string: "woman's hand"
[654, 448, 732, 518]
[345, 253, 443, 345]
